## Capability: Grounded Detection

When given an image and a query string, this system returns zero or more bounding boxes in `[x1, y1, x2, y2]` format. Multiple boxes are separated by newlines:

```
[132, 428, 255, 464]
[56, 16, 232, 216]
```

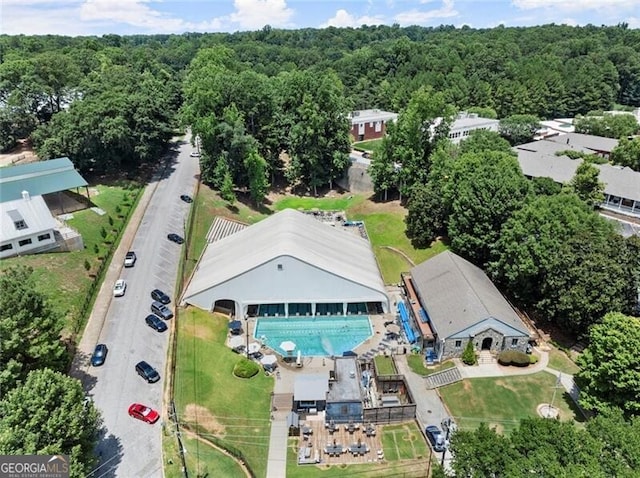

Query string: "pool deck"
[262, 311, 404, 478]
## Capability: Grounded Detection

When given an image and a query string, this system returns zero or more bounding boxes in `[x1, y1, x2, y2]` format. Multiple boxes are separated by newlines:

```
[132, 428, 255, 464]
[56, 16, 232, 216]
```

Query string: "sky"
[1, 0, 638, 37]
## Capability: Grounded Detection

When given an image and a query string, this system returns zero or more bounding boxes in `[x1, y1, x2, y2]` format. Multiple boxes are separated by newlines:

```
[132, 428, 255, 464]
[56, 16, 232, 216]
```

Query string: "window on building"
[455, 340, 462, 348]
[277, 264, 283, 271]
[0, 243, 13, 252]
[18, 238, 32, 247]
[14, 220, 27, 230]
[511, 338, 518, 346]
[37, 233, 51, 242]
[375, 121, 382, 132]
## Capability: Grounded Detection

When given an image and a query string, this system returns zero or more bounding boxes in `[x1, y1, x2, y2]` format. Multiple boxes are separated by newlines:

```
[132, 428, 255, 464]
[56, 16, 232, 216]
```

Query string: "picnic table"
[324, 444, 344, 457]
[364, 425, 376, 436]
[326, 422, 339, 434]
[349, 443, 369, 455]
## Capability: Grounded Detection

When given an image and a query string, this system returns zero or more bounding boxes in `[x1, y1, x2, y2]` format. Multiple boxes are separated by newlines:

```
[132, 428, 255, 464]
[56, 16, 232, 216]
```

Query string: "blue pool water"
[254, 316, 372, 357]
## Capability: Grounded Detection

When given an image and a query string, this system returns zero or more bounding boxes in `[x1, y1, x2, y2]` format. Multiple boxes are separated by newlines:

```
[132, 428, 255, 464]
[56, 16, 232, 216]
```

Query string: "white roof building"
[448, 112, 500, 144]
[182, 209, 389, 317]
[1, 192, 58, 258]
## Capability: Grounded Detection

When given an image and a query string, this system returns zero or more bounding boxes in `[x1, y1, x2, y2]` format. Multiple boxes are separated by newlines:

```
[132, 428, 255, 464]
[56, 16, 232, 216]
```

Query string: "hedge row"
[498, 349, 531, 367]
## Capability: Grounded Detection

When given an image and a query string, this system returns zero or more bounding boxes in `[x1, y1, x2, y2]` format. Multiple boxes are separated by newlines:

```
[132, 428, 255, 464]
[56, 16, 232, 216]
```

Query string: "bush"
[233, 358, 260, 378]
[498, 349, 531, 367]
[461, 341, 477, 365]
[530, 354, 539, 364]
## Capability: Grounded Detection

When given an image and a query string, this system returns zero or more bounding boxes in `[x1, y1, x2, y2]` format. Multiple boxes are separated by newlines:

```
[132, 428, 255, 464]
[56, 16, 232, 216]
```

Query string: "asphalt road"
[86, 136, 199, 478]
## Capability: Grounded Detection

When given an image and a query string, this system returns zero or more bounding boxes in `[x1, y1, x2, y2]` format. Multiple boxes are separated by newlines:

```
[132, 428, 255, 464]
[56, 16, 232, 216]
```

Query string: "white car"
[113, 279, 127, 297]
[189, 151, 200, 158]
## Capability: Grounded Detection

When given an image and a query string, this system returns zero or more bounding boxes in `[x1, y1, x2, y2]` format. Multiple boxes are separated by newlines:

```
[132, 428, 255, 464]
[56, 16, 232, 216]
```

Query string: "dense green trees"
[181, 48, 351, 199]
[0, 266, 67, 393]
[490, 194, 637, 332]
[574, 113, 639, 139]
[0, 369, 101, 478]
[449, 416, 640, 477]
[610, 136, 640, 171]
[448, 151, 531, 266]
[570, 161, 604, 207]
[498, 114, 540, 145]
[576, 312, 640, 416]
[370, 86, 454, 199]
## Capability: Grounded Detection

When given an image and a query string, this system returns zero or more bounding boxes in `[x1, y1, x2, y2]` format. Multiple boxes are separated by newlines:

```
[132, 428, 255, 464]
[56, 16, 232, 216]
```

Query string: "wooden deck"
[296, 416, 386, 465]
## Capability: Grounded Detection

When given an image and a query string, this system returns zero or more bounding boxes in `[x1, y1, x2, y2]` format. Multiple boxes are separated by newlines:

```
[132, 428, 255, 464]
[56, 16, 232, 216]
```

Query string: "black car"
[167, 233, 184, 244]
[151, 289, 171, 304]
[135, 361, 160, 383]
[180, 194, 193, 203]
[145, 314, 168, 332]
[91, 344, 108, 366]
[425, 425, 446, 452]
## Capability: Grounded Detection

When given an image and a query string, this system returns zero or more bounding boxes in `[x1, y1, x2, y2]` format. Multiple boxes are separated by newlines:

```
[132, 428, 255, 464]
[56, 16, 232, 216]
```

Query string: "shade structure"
[248, 342, 261, 354]
[260, 354, 277, 366]
[280, 340, 296, 353]
[228, 336, 244, 349]
[386, 323, 401, 335]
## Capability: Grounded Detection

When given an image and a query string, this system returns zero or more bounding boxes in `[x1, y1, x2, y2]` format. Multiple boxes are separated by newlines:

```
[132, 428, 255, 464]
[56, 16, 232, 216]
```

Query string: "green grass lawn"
[406, 355, 455, 376]
[173, 307, 273, 478]
[285, 422, 429, 478]
[164, 434, 246, 478]
[381, 422, 429, 461]
[191, 187, 448, 286]
[439, 372, 584, 435]
[547, 348, 580, 375]
[353, 139, 383, 152]
[0, 184, 139, 334]
[374, 355, 397, 375]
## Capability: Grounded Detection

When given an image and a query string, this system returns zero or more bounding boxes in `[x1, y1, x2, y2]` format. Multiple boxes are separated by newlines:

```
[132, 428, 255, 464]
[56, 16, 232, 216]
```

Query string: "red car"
[128, 403, 160, 424]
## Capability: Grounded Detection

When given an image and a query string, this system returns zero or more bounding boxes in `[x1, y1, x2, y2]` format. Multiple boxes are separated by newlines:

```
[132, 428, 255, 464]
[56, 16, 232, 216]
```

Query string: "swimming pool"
[254, 316, 372, 357]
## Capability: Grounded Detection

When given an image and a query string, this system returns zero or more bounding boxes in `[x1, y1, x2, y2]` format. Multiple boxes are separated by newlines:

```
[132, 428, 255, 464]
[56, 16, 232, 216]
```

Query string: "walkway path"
[455, 348, 581, 410]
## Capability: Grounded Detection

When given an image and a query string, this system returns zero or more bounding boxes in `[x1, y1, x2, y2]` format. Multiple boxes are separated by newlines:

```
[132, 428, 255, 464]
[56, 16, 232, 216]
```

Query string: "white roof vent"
[21, 190, 30, 201]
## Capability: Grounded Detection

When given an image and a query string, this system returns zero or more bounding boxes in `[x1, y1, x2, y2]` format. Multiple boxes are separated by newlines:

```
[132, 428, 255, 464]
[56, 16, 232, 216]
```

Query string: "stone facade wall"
[441, 328, 528, 360]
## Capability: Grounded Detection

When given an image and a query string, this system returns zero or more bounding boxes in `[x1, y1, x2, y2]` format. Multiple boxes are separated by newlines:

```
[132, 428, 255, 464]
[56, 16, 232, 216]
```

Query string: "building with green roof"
[0, 157, 89, 205]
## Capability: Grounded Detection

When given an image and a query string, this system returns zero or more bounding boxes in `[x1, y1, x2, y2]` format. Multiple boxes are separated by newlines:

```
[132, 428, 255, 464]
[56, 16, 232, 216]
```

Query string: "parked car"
[90, 344, 108, 366]
[180, 194, 193, 203]
[113, 279, 127, 297]
[362, 151, 371, 159]
[135, 361, 160, 383]
[145, 314, 168, 332]
[151, 289, 171, 304]
[425, 425, 446, 452]
[151, 301, 174, 320]
[128, 403, 159, 424]
[189, 151, 200, 158]
[124, 251, 137, 267]
[167, 233, 184, 244]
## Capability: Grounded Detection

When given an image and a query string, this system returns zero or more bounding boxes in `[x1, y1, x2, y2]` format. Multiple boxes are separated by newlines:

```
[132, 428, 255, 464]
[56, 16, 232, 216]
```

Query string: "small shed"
[286, 411, 300, 436]
[293, 374, 328, 413]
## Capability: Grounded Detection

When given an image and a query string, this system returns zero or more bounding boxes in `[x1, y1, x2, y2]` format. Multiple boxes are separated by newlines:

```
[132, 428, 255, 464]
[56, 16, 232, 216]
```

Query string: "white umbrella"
[260, 354, 277, 366]
[248, 342, 261, 354]
[280, 340, 296, 353]
[228, 336, 244, 349]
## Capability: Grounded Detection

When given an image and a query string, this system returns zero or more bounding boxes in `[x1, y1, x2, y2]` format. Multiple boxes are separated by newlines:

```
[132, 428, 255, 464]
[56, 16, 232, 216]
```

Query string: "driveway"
[72, 135, 199, 477]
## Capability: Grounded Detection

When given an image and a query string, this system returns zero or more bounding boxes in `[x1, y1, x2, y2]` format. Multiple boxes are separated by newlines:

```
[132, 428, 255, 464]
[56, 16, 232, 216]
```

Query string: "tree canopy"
[0, 368, 101, 478]
[574, 113, 639, 139]
[576, 312, 640, 416]
[449, 415, 640, 478]
[0, 266, 68, 392]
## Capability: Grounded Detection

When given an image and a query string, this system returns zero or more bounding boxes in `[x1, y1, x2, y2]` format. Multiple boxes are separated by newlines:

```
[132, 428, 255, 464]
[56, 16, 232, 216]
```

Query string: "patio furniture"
[365, 425, 377, 437]
[324, 444, 344, 457]
[349, 443, 369, 456]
